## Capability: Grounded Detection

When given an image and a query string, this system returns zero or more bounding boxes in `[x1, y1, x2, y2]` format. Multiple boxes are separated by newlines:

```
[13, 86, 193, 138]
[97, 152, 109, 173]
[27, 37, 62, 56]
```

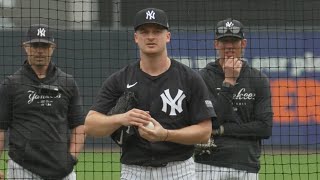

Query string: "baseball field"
[77, 152, 320, 180]
[1, 151, 319, 180]
[75, 152, 320, 180]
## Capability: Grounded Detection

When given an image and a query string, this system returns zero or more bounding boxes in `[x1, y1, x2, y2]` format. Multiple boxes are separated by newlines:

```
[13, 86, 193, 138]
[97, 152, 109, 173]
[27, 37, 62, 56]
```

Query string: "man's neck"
[30, 65, 48, 79]
[140, 54, 171, 76]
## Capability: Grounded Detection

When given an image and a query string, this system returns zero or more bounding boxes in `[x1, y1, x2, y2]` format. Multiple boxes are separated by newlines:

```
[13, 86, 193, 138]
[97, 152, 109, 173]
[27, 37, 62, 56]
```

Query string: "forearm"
[165, 119, 212, 145]
[223, 113, 273, 138]
[69, 125, 85, 157]
[84, 110, 122, 137]
[215, 89, 241, 124]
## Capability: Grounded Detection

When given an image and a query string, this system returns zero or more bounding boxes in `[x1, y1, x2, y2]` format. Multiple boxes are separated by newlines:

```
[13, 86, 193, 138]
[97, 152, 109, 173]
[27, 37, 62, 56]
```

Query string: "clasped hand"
[121, 109, 168, 142]
[222, 56, 242, 84]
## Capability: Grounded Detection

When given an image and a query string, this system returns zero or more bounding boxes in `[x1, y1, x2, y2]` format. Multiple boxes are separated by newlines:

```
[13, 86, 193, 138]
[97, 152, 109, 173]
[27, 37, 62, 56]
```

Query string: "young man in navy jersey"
[85, 8, 216, 180]
[0, 24, 85, 179]
[194, 18, 273, 180]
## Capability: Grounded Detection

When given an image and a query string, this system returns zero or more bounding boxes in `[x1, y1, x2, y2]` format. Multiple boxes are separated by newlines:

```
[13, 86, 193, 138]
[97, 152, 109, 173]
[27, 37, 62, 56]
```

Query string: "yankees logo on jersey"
[160, 89, 186, 116]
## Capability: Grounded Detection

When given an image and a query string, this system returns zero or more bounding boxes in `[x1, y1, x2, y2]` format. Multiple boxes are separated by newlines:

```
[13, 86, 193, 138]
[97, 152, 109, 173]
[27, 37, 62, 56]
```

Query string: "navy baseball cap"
[23, 24, 55, 45]
[215, 18, 245, 40]
[134, 8, 169, 31]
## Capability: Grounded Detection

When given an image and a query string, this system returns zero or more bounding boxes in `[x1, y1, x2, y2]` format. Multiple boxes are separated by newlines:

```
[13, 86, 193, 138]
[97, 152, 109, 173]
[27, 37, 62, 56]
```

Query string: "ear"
[166, 31, 171, 43]
[134, 32, 138, 43]
[241, 39, 247, 48]
[214, 40, 219, 49]
[23, 44, 29, 54]
[50, 44, 56, 51]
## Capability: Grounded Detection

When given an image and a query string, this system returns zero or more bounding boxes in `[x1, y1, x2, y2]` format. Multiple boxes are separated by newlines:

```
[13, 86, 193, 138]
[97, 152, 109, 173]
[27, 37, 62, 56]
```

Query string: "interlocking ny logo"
[225, 21, 234, 28]
[37, 28, 46, 37]
[146, 10, 155, 20]
[160, 89, 186, 116]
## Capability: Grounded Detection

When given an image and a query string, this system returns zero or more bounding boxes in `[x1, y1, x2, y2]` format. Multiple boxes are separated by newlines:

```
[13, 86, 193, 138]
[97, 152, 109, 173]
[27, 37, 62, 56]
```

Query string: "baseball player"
[0, 24, 85, 179]
[194, 18, 273, 180]
[85, 8, 216, 180]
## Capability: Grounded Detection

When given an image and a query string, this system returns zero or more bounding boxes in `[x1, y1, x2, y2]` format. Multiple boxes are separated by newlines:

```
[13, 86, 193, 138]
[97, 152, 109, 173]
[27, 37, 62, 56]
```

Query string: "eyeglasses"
[29, 42, 52, 48]
[216, 26, 241, 34]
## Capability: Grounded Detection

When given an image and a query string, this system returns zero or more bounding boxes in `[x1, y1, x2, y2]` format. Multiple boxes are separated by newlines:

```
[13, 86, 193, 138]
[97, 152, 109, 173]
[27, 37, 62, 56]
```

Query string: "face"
[134, 24, 170, 55]
[23, 42, 56, 67]
[214, 37, 247, 58]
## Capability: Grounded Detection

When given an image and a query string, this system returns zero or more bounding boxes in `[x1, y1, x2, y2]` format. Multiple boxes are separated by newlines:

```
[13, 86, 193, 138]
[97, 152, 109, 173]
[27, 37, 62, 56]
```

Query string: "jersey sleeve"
[0, 79, 11, 130]
[188, 72, 217, 124]
[90, 73, 123, 115]
[67, 80, 84, 129]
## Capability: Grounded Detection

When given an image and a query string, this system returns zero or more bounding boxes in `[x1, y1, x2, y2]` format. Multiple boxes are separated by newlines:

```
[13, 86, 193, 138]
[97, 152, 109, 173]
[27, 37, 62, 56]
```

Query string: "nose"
[223, 41, 235, 48]
[222, 44, 235, 53]
[35, 48, 45, 53]
[146, 33, 156, 39]
[33, 48, 48, 56]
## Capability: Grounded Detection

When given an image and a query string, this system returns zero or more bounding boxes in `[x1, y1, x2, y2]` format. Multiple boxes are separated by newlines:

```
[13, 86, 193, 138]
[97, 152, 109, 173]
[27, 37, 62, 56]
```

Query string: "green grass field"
[1, 152, 319, 180]
[76, 152, 320, 180]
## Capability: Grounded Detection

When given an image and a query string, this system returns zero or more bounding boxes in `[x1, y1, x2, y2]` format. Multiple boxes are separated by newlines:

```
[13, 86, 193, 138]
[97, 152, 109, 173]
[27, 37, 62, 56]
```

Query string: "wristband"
[163, 129, 169, 141]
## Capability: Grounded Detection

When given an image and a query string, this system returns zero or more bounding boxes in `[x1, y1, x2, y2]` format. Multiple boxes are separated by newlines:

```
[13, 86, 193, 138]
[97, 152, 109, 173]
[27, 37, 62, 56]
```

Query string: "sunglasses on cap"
[216, 26, 241, 34]
[29, 42, 52, 48]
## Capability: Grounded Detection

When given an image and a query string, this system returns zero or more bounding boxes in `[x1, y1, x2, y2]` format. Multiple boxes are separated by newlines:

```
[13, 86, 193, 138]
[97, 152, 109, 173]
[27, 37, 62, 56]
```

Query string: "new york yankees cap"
[134, 8, 169, 31]
[23, 24, 55, 45]
[215, 18, 245, 40]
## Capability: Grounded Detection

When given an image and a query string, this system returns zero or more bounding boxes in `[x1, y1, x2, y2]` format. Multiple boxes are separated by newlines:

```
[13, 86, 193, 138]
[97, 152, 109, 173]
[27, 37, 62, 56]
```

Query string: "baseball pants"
[7, 159, 76, 180]
[121, 157, 195, 180]
[195, 163, 258, 180]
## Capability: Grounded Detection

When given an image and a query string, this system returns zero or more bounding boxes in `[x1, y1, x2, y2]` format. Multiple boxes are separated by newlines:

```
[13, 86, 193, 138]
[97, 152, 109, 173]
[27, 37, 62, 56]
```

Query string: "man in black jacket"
[0, 24, 85, 180]
[194, 18, 273, 180]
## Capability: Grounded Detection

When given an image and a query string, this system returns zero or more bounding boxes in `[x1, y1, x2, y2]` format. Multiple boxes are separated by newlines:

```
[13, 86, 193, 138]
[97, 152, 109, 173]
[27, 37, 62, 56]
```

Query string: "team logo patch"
[160, 89, 186, 116]
[205, 100, 213, 108]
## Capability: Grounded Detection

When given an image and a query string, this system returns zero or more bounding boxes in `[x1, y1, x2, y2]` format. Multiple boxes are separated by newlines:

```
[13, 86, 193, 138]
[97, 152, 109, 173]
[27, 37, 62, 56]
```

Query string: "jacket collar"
[22, 60, 56, 82]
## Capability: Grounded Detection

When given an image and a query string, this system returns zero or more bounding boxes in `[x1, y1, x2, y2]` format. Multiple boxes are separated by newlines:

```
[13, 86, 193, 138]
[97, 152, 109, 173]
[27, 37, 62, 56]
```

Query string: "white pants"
[7, 159, 76, 180]
[195, 163, 258, 180]
[121, 157, 195, 180]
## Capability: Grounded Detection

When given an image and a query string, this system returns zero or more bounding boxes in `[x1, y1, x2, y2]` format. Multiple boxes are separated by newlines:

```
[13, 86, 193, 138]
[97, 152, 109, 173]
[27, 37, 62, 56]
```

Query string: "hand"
[0, 171, 4, 180]
[138, 118, 168, 142]
[222, 56, 242, 84]
[120, 108, 151, 127]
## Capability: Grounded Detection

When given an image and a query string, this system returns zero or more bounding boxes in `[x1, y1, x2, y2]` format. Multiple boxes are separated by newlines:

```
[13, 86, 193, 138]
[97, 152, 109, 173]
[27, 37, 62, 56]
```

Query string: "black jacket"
[194, 59, 273, 173]
[0, 61, 83, 179]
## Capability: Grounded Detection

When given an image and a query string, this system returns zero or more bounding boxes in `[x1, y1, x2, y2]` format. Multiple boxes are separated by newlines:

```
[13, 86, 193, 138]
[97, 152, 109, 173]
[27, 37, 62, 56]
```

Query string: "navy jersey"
[195, 59, 273, 173]
[0, 61, 83, 179]
[91, 59, 216, 166]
